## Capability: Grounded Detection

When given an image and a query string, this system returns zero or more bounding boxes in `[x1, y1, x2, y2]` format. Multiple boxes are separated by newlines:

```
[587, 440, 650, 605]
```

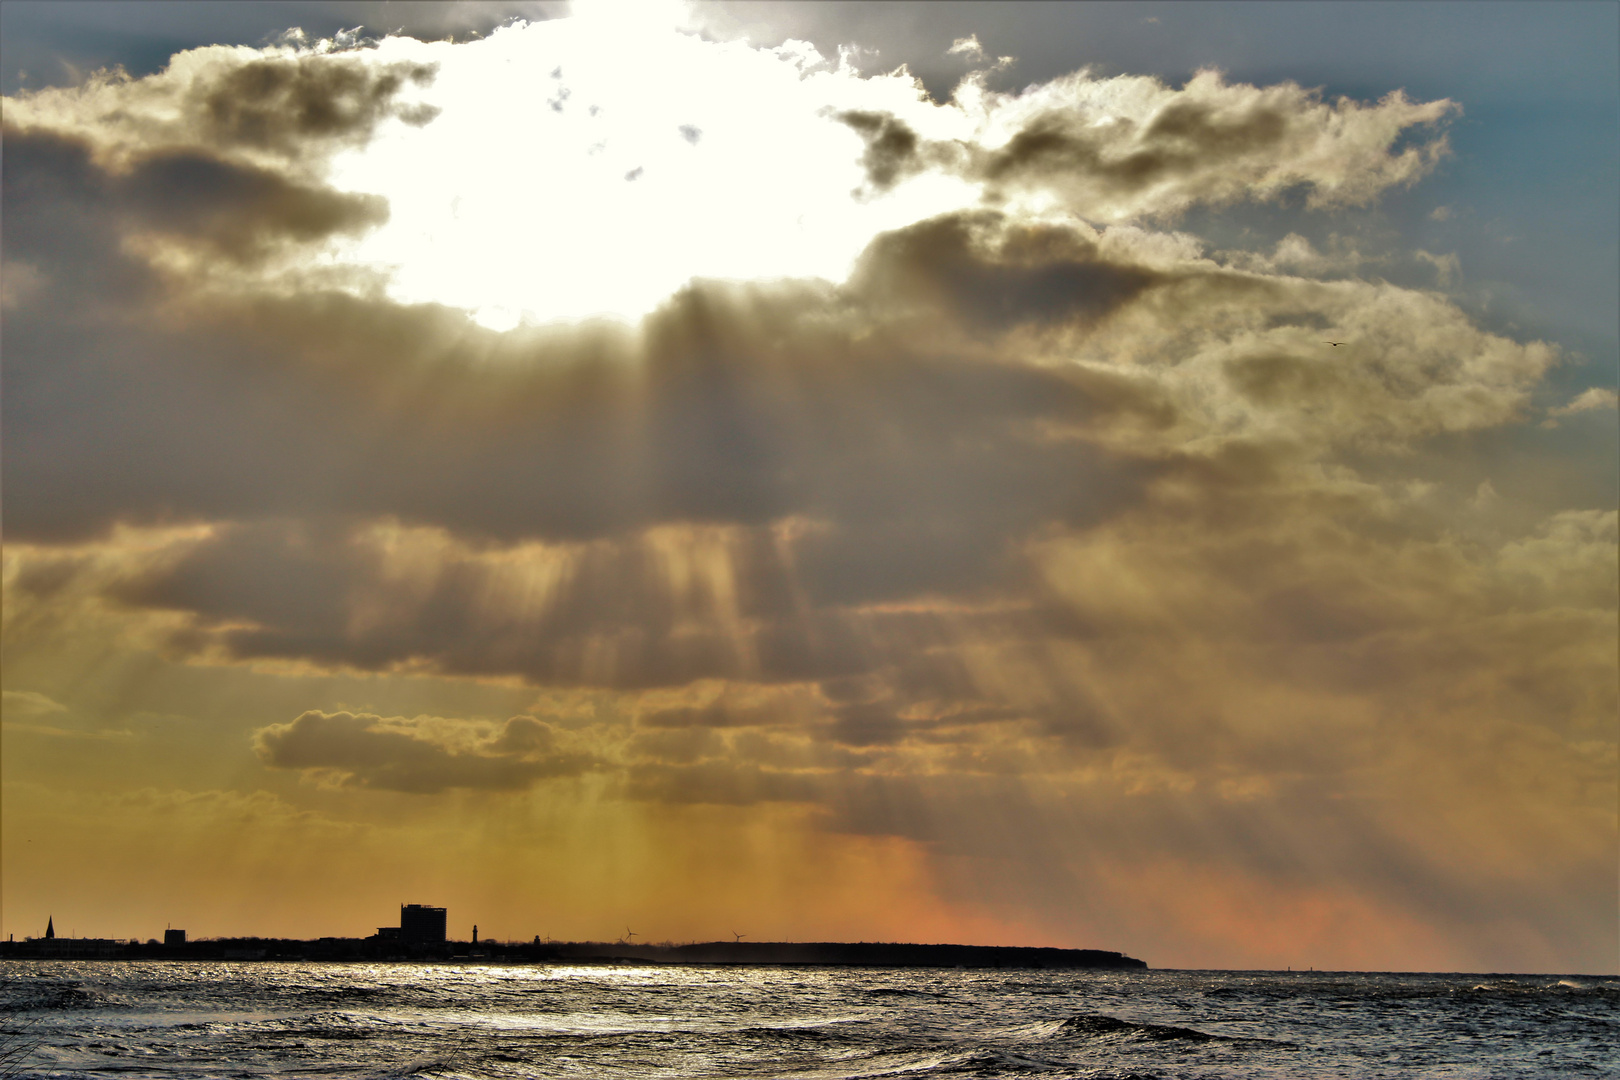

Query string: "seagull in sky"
[1324, 340, 1346, 346]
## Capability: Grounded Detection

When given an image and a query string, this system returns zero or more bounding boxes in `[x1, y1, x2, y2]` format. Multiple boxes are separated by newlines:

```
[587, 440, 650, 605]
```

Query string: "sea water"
[1, 961, 1614, 1078]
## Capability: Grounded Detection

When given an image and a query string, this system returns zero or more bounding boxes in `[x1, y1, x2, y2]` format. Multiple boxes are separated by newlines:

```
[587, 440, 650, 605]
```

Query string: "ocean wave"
[734, 1022, 855, 1043]
[295, 985, 389, 1005]
[997, 981, 1073, 996]
[853, 1046, 1058, 1076]
[1463, 978, 1620, 998]
[859, 988, 952, 1004]
[220, 1010, 403, 1043]
[0, 979, 102, 1011]
[1052, 1013, 1296, 1048]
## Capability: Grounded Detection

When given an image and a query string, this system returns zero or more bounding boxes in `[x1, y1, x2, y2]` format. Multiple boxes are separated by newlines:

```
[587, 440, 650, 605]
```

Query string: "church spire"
[45, 916, 55, 939]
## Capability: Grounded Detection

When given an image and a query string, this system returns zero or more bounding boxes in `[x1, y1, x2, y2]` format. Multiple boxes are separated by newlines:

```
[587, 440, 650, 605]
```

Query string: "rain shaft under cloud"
[2, 11, 1613, 973]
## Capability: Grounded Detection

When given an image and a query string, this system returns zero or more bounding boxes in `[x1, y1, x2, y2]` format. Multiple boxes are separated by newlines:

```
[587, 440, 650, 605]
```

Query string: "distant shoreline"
[0, 938, 1146, 969]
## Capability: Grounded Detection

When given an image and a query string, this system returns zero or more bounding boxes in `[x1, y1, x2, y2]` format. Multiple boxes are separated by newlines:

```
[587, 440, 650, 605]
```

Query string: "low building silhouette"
[5, 916, 125, 959]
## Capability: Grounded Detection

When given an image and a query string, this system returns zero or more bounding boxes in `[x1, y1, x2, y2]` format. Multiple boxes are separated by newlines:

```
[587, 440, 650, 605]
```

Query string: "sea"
[0, 961, 1614, 1078]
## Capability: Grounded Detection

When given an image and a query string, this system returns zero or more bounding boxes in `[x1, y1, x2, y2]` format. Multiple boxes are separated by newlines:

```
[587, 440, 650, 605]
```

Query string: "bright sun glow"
[321, 16, 982, 329]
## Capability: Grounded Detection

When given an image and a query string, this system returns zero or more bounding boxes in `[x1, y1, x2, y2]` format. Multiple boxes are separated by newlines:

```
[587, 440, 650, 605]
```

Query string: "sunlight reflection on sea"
[2, 961, 1614, 1078]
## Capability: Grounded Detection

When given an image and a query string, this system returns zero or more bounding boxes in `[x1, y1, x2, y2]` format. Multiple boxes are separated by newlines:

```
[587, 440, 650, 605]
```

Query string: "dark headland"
[555, 941, 1146, 969]
[1, 936, 1145, 969]
[3, 909, 1143, 967]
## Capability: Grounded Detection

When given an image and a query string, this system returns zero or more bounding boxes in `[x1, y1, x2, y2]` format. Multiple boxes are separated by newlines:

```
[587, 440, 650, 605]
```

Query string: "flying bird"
[1324, 341, 1346, 346]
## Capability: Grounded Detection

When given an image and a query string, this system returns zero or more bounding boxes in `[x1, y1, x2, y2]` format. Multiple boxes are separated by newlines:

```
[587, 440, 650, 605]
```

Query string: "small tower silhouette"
[45, 916, 55, 940]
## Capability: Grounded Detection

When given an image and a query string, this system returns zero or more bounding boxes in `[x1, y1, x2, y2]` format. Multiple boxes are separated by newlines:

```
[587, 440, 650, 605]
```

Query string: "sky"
[1, 0, 1614, 973]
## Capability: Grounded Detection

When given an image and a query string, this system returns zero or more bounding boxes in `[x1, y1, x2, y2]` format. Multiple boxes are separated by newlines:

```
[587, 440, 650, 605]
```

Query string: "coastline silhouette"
[1, 910, 1144, 968]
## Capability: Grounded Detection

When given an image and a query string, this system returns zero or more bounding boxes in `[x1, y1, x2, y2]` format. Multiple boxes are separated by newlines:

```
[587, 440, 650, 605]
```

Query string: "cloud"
[981, 72, 1456, 218]
[624, 760, 823, 807]
[196, 54, 440, 151]
[3, 48, 438, 169]
[841, 69, 1457, 221]
[0, 259, 47, 309]
[7, 20, 1459, 328]
[1547, 386, 1618, 418]
[1, 689, 69, 716]
[1495, 510, 1618, 604]
[253, 710, 596, 793]
[1414, 248, 1459, 287]
[0, 193, 1560, 698]
[4, 205, 1178, 540]
[121, 146, 387, 263]
[3, 126, 387, 290]
[836, 108, 933, 192]
[635, 683, 822, 729]
[846, 210, 1161, 328]
[1212, 232, 1378, 278]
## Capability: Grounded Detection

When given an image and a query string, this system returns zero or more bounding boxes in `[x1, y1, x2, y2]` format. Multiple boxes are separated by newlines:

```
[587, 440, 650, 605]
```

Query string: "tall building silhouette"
[400, 904, 446, 944]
